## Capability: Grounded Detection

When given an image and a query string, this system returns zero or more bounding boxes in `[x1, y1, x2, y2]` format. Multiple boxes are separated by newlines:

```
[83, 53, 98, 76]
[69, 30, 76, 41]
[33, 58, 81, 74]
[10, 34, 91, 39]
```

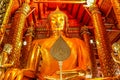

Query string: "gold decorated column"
[0, 0, 13, 44]
[111, 0, 120, 29]
[89, 1, 120, 77]
[81, 26, 97, 78]
[8, 3, 30, 68]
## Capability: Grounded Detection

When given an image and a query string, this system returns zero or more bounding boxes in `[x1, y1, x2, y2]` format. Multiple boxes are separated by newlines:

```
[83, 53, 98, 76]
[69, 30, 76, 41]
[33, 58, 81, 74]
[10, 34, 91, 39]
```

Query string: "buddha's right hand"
[3, 68, 23, 80]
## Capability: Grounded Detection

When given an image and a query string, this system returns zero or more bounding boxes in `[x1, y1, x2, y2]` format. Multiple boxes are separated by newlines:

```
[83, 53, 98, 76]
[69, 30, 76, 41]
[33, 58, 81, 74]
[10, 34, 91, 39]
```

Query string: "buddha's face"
[50, 13, 65, 31]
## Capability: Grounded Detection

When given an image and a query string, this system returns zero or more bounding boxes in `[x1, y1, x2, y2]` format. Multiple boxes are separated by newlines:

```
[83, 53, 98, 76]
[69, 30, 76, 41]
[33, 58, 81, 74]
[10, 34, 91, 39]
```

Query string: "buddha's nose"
[56, 22, 60, 27]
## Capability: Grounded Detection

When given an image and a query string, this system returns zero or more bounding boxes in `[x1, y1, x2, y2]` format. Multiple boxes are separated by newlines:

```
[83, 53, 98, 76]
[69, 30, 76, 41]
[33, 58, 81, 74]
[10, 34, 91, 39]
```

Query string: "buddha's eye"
[51, 18, 55, 21]
[60, 18, 64, 21]
[51, 18, 56, 23]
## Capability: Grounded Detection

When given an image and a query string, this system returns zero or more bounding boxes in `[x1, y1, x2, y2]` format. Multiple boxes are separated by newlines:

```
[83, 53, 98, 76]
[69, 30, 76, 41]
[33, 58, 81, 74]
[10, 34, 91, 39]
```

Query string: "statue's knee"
[4, 69, 20, 80]
[4, 69, 13, 80]
[10, 69, 19, 80]
[15, 71, 24, 80]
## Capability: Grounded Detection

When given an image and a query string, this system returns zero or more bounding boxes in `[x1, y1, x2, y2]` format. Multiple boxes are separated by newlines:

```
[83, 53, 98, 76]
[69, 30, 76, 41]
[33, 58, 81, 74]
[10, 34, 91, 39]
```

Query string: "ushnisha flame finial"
[56, 6, 60, 11]
[48, 6, 68, 21]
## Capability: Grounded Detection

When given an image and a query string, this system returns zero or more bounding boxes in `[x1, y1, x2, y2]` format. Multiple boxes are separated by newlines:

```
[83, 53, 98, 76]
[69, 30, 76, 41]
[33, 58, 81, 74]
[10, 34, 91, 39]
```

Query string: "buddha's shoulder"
[32, 38, 50, 44]
[32, 37, 57, 45]
[65, 37, 84, 43]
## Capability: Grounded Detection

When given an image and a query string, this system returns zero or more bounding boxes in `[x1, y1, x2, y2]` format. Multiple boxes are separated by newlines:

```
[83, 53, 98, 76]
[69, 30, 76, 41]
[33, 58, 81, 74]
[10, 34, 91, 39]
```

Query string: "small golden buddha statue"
[111, 42, 120, 64]
[0, 44, 13, 80]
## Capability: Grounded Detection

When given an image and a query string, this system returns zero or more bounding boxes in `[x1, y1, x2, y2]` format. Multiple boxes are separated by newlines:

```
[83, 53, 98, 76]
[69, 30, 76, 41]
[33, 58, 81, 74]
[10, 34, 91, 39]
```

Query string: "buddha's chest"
[39, 41, 78, 66]
[39, 38, 77, 67]
[38, 39, 78, 75]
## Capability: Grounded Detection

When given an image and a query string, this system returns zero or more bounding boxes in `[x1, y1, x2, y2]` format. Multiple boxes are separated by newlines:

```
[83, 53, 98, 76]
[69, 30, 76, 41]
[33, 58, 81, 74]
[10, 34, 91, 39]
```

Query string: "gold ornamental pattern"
[0, 0, 13, 44]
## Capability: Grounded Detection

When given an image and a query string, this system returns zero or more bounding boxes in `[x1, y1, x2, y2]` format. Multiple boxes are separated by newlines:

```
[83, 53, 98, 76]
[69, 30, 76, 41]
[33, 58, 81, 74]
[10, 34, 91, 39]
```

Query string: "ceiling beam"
[105, 6, 112, 17]
[27, 7, 36, 17]
[111, 33, 120, 43]
[34, 1, 86, 4]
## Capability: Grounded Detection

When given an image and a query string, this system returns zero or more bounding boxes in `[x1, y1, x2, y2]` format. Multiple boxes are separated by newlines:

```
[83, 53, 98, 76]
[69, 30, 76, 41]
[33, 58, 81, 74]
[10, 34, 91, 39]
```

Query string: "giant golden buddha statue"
[1, 7, 91, 80]
[31, 7, 91, 79]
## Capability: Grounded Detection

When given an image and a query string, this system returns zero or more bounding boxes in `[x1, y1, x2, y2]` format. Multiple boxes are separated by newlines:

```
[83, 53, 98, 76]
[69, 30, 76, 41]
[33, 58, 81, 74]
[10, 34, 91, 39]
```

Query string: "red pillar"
[81, 26, 97, 78]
